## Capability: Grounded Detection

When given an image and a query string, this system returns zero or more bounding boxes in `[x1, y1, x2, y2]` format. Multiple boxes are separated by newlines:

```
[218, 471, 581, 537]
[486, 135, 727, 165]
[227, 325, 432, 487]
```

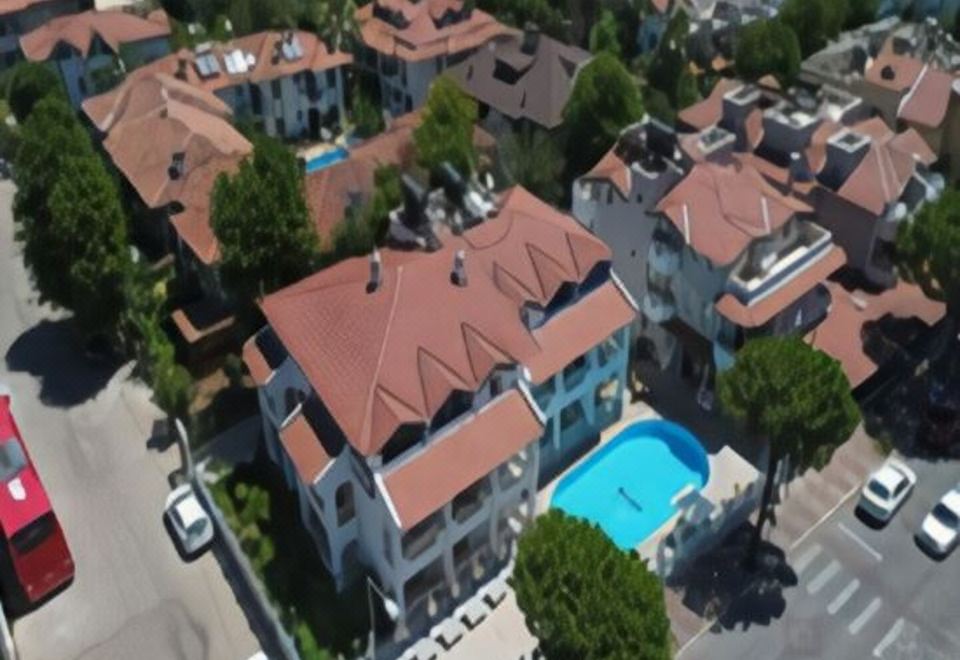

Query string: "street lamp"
[367, 576, 400, 660]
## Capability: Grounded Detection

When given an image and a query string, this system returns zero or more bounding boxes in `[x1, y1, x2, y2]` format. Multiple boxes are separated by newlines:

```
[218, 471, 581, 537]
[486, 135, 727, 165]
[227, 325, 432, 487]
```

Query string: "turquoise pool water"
[305, 147, 349, 173]
[551, 420, 709, 550]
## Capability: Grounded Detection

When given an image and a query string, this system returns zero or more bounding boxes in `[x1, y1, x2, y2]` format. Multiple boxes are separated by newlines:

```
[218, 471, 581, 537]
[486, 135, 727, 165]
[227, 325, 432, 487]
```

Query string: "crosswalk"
[792, 540, 939, 659]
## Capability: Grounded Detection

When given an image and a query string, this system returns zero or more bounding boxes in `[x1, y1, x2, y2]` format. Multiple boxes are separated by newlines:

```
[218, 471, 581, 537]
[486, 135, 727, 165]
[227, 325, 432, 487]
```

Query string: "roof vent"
[168, 152, 185, 180]
[175, 57, 188, 81]
[881, 64, 895, 80]
[367, 249, 382, 293]
[451, 250, 467, 287]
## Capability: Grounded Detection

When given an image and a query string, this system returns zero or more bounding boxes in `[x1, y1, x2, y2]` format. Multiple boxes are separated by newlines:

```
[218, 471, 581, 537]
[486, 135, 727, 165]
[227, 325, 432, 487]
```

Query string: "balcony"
[648, 236, 680, 277]
[643, 289, 676, 323]
[402, 513, 445, 562]
[451, 478, 492, 525]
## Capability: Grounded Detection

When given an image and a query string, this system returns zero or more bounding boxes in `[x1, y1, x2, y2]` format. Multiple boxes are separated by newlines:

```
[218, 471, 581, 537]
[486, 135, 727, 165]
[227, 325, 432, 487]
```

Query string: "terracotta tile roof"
[677, 78, 741, 131]
[242, 335, 274, 386]
[280, 411, 334, 485]
[581, 147, 631, 197]
[865, 51, 925, 93]
[20, 9, 170, 61]
[898, 66, 957, 128]
[807, 279, 945, 387]
[381, 390, 542, 529]
[356, 0, 511, 62]
[446, 32, 591, 129]
[656, 161, 812, 266]
[260, 186, 633, 457]
[714, 246, 846, 328]
[168, 156, 241, 265]
[889, 128, 937, 166]
[170, 298, 235, 344]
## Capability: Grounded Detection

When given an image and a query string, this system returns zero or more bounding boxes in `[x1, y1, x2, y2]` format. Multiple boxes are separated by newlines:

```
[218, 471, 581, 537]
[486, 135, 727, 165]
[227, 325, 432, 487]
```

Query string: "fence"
[192, 461, 300, 660]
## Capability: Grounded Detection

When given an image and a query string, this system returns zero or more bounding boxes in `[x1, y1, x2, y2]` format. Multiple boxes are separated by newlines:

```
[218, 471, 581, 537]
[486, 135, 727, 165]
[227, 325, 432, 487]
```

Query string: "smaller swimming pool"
[551, 419, 709, 550]
[305, 147, 349, 174]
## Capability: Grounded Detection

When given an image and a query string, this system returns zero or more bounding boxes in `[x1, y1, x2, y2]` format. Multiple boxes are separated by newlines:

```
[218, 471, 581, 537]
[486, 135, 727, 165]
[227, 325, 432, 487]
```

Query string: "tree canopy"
[498, 124, 565, 205]
[734, 18, 802, 88]
[562, 52, 643, 178]
[7, 61, 63, 123]
[717, 336, 860, 564]
[323, 164, 401, 264]
[413, 76, 478, 176]
[589, 9, 622, 58]
[211, 133, 320, 307]
[778, 0, 848, 58]
[477, 0, 570, 42]
[646, 9, 691, 108]
[511, 510, 671, 660]
[844, 0, 879, 30]
[897, 187, 960, 321]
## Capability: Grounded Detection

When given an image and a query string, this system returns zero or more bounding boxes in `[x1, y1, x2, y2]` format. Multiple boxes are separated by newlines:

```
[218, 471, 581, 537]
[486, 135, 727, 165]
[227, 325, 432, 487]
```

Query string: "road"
[0, 180, 259, 659]
[680, 455, 960, 660]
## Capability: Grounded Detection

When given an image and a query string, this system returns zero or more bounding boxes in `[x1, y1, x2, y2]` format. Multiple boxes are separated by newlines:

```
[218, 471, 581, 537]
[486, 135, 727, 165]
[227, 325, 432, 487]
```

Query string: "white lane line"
[849, 597, 882, 635]
[794, 543, 823, 576]
[827, 578, 861, 615]
[806, 559, 841, 595]
[838, 522, 883, 562]
[872, 617, 905, 657]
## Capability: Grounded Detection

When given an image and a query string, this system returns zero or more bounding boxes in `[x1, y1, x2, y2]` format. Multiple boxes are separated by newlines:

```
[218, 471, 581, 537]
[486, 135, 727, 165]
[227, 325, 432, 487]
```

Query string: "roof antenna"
[367, 249, 382, 293]
[451, 250, 468, 287]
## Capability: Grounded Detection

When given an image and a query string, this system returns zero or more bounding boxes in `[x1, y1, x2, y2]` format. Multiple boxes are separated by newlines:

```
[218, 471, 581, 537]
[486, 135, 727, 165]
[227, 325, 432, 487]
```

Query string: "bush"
[7, 62, 63, 123]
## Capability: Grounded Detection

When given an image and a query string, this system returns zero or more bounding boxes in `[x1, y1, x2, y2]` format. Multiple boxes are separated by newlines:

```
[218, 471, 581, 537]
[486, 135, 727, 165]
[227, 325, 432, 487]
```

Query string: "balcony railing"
[728, 223, 832, 304]
[402, 517, 444, 562]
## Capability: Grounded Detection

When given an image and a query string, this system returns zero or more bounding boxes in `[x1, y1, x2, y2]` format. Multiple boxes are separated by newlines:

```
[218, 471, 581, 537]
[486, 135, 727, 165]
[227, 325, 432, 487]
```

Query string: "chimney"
[521, 22, 541, 55]
[451, 250, 467, 287]
[168, 152, 185, 180]
[367, 249, 382, 293]
[821, 129, 871, 189]
[175, 57, 188, 81]
[719, 85, 760, 151]
[760, 106, 820, 162]
[787, 151, 811, 191]
[401, 174, 426, 229]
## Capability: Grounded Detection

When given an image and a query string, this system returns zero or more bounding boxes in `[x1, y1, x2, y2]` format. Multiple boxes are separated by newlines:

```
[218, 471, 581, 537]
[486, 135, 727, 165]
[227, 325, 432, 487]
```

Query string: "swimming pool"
[305, 147, 349, 173]
[551, 419, 709, 550]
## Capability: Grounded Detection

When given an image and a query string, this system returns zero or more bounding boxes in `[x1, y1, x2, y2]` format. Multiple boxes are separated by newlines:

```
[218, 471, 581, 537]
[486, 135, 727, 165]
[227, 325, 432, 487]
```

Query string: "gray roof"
[446, 32, 591, 130]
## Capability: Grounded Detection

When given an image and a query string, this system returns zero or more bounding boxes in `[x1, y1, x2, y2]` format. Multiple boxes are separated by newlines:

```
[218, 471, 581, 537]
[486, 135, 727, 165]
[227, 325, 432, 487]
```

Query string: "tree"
[844, 0, 879, 30]
[717, 337, 860, 567]
[477, 0, 569, 42]
[311, 0, 358, 51]
[734, 19, 802, 88]
[323, 164, 400, 263]
[589, 9, 621, 58]
[562, 52, 643, 178]
[646, 9, 690, 107]
[778, 0, 848, 58]
[498, 124, 565, 205]
[211, 133, 320, 308]
[897, 187, 960, 362]
[676, 68, 701, 110]
[351, 72, 384, 139]
[46, 155, 131, 339]
[413, 76, 477, 176]
[511, 510, 671, 660]
[7, 61, 63, 123]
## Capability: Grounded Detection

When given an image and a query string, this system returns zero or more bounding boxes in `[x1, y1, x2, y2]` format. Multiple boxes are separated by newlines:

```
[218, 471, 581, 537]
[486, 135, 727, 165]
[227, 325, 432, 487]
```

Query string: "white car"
[857, 458, 917, 523]
[164, 484, 214, 557]
[917, 486, 960, 557]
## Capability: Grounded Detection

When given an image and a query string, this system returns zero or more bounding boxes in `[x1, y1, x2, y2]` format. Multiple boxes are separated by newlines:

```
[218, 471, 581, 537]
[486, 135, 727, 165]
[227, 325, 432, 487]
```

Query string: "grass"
[210, 458, 368, 660]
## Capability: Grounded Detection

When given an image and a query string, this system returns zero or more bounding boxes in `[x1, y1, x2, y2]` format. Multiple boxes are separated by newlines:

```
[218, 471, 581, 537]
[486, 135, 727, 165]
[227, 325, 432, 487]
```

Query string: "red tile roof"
[260, 186, 634, 457]
[20, 9, 170, 61]
[581, 147, 632, 197]
[382, 390, 542, 529]
[807, 279, 945, 387]
[356, 0, 511, 62]
[677, 78, 741, 131]
[656, 161, 812, 266]
[280, 412, 334, 485]
[865, 51, 925, 93]
[242, 335, 274, 387]
[898, 66, 957, 129]
[714, 246, 846, 328]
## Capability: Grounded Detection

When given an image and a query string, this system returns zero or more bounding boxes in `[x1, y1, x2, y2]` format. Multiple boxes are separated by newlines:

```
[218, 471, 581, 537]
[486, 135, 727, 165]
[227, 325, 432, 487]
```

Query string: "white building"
[19, 9, 171, 107]
[243, 186, 636, 638]
[355, 0, 511, 116]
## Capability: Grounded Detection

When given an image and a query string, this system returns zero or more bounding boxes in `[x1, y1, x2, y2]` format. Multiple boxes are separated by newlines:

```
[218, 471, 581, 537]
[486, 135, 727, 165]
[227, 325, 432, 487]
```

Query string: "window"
[0, 439, 26, 482]
[383, 525, 393, 566]
[562, 355, 588, 390]
[12, 513, 54, 555]
[326, 69, 336, 88]
[350, 451, 375, 498]
[560, 402, 584, 432]
[402, 512, 444, 560]
[276, 118, 286, 137]
[335, 482, 355, 526]
[381, 424, 424, 465]
[250, 84, 263, 114]
[271, 79, 282, 100]
[430, 390, 472, 433]
[531, 378, 555, 410]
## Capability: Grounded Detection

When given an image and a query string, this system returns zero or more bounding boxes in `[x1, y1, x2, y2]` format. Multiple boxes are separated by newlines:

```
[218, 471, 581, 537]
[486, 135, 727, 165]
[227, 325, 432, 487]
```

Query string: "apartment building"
[19, 8, 170, 107]
[355, 0, 511, 116]
[0, 0, 80, 69]
[243, 186, 636, 637]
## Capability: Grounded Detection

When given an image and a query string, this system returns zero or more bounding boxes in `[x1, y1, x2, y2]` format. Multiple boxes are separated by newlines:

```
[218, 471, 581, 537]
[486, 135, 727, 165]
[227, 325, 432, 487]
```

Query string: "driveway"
[679, 455, 960, 660]
[0, 181, 259, 660]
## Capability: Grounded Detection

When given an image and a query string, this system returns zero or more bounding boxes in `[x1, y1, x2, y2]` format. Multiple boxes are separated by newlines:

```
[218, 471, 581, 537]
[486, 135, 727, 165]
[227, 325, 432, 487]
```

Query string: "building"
[0, 0, 80, 69]
[355, 0, 511, 116]
[243, 186, 636, 637]
[96, 30, 352, 141]
[445, 29, 591, 133]
[19, 8, 170, 107]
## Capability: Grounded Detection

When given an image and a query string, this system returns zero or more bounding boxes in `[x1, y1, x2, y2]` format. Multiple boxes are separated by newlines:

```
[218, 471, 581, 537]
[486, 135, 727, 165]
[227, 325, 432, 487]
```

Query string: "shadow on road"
[4, 319, 121, 407]
[671, 523, 797, 633]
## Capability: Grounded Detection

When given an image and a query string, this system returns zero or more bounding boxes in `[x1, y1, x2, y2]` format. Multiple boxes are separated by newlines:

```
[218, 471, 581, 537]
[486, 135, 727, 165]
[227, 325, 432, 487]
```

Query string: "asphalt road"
[680, 454, 960, 660]
[0, 181, 259, 660]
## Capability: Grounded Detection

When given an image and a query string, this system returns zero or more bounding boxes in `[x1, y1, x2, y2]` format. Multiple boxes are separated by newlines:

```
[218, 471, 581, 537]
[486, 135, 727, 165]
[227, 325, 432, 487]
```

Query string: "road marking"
[793, 543, 823, 576]
[838, 522, 883, 562]
[806, 559, 841, 594]
[827, 578, 861, 614]
[849, 597, 882, 635]
[872, 617, 905, 657]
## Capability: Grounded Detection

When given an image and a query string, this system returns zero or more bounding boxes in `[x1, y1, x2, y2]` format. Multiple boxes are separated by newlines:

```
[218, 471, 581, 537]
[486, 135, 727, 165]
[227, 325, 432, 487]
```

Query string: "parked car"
[857, 459, 917, 523]
[163, 484, 214, 558]
[916, 486, 960, 557]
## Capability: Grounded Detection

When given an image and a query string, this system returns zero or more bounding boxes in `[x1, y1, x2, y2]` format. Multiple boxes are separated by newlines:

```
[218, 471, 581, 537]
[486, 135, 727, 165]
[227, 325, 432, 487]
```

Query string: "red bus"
[0, 391, 73, 607]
